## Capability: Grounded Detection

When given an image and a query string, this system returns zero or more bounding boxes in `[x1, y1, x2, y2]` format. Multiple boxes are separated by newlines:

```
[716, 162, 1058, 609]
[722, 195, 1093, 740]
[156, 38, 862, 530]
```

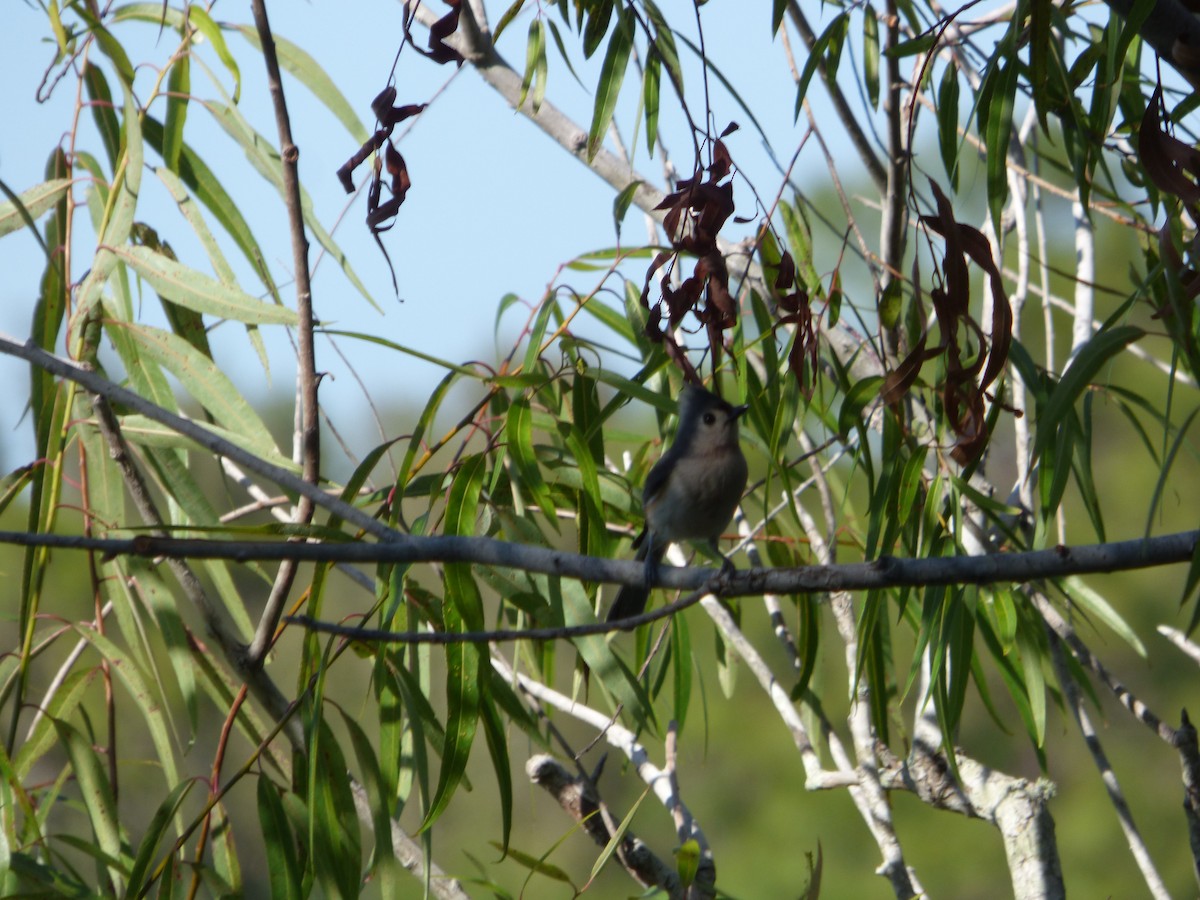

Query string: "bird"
[607, 384, 749, 622]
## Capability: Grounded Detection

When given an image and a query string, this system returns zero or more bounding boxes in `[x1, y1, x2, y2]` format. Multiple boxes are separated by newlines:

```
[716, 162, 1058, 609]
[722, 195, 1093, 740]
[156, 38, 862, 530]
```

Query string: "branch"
[246, 0, 319, 669]
[2, 525, 1193, 612]
[494, 653, 712, 897]
[0, 331, 393, 541]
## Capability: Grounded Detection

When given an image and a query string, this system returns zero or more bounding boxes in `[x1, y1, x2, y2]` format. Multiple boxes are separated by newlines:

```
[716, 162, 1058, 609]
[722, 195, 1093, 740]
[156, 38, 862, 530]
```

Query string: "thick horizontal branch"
[3, 526, 1194, 603]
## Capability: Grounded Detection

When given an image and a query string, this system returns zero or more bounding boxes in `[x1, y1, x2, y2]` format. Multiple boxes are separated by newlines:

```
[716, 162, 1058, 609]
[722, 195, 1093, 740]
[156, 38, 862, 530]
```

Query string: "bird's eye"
[703, 412, 717, 425]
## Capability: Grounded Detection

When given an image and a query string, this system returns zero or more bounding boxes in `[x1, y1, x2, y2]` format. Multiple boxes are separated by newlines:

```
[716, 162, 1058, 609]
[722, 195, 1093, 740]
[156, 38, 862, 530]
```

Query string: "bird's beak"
[733, 404, 749, 420]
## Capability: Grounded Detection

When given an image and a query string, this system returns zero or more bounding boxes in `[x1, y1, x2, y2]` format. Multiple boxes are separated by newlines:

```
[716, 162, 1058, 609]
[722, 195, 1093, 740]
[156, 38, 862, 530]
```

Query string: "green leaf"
[792, 14, 849, 120]
[257, 779, 303, 900]
[203, 100, 376, 308]
[112, 244, 297, 325]
[13, 670, 97, 781]
[114, 5, 241, 101]
[478, 686, 514, 856]
[308, 721, 362, 898]
[1032, 326, 1143, 464]
[582, 0, 614, 58]
[421, 608, 481, 831]
[125, 779, 197, 897]
[163, 53, 190, 172]
[862, 10, 880, 109]
[116, 323, 281, 459]
[587, 7, 634, 161]
[559, 577, 657, 732]
[1061, 576, 1146, 657]
[233, 25, 367, 144]
[772, 0, 788, 35]
[50, 717, 126, 891]
[938, 63, 961, 189]
[984, 58, 1017, 236]
[493, 0, 527, 41]
[143, 116, 280, 300]
[612, 180, 642, 241]
[519, 18, 545, 111]
[78, 82, 142, 319]
[643, 0, 682, 99]
[0, 179, 71, 239]
[84, 63, 120, 165]
[1016, 628, 1047, 747]
[838, 376, 884, 438]
[643, 51, 661, 155]
[155, 166, 237, 285]
[336, 708, 399, 891]
[507, 397, 559, 527]
[885, 32, 936, 58]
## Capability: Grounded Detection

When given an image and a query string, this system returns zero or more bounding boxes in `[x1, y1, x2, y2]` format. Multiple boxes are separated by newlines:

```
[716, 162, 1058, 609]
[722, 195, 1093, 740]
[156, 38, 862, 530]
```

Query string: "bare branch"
[246, 0, 320, 669]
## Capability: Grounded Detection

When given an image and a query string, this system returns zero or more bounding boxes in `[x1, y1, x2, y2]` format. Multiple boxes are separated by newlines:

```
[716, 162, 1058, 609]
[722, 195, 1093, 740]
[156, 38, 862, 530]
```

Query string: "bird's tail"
[607, 536, 666, 622]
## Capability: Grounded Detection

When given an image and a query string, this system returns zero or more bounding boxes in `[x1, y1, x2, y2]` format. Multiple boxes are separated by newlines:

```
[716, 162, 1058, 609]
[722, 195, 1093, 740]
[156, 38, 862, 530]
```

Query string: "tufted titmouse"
[608, 384, 749, 622]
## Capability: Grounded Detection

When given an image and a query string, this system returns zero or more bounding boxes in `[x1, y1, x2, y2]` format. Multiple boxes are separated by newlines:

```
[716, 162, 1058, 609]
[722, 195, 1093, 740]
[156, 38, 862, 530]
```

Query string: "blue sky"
[0, 2, 853, 474]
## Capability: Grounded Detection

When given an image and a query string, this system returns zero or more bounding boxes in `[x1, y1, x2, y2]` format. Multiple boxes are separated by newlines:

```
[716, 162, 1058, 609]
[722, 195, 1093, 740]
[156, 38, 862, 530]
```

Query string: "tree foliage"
[3, 1, 1200, 897]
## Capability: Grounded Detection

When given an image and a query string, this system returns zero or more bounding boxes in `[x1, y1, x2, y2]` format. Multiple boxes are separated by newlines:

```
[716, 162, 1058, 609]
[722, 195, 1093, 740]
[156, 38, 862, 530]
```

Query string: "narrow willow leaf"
[143, 116, 280, 300]
[519, 18, 544, 111]
[885, 32, 936, 58]
[612, 179, 642, 241]
[50, 717, 126, 891]
[116, 323, 280, 459]
[582, 0, 614, 58]
[119, 417, 299, 484]
[1016, 629, 1047, 747]
[309, 721, 363, 898]
[155, 167, 237, 285]
[78, 83, 142, 319]
[112, 244, 297, 325]
[13, 670, 97, 781]
[837, 376, 884, 438]
[862, 9, 880, 109]
[421, 606, 481, 831]
[71, 624, 182, 798]
[492, 0, 527, 42]
[1032, 325, 1143, 463]
[522, 292, 558, 373]
[163, 53, 190, 173]
[1061, 576, 1146, 657]
[559, 577, 658, 732]
[203, 100, 376, 307]
[772, 0, 788, 35]
[0, 179, 71, 239]
[125, 779, 196, 897]
[76, 8, 135, 87]
[984, 58, 1016, 236]
[794, 14, 848, 120]
[128, 557, 198, 732]
[642, 0, 682, 98]
[534, 15, 549, 112]
[115, 5, 243, 103]
[478, 686, 514, 855]
[336, 709, 399, 890]
[587, 6, 633, 161]
[233, 25, 367, 144]
[209, 802, 242, 892]
[507, 398, 559, 527]
[590, 787, 650, 879]
[643, 51, 661, 155]
[938, 63, 961, 189]
[188, 6, 242, 102]
[257, 779, 303, 900]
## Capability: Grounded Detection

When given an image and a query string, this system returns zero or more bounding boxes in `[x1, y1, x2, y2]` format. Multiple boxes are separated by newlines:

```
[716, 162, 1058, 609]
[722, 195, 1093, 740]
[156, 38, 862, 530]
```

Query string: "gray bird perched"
[608, 384, 749, 622]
